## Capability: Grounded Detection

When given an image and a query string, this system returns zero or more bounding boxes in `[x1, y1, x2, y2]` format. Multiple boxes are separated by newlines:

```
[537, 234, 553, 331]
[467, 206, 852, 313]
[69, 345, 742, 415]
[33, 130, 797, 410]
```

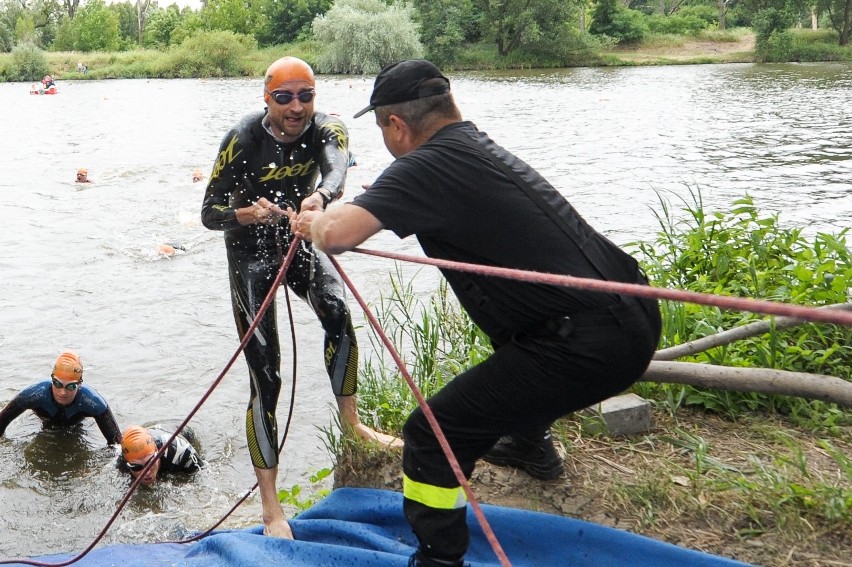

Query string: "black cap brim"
[353, 104, 374, 119]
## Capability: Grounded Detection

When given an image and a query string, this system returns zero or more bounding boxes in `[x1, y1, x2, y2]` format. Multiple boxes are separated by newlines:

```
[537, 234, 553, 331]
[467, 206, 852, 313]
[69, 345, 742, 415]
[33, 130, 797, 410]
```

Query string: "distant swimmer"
[76, 168, 91, 183]
[0, 350, 122, 445]
[119, 425, 203, 486]
[157, 242, 186, 256]
[192, 169, 205, 183]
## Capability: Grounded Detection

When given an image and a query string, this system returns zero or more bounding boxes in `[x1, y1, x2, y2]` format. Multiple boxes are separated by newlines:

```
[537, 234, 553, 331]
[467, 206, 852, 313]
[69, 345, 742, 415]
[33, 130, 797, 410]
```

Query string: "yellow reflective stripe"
[403, 473, 467, 509]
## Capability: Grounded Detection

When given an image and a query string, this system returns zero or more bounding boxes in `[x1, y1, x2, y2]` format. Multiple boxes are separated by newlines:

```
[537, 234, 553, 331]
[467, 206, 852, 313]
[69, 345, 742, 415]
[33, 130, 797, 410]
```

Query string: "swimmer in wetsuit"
[200, 56, 401, 539]
[119, 425, 202, 486]
[0, 350, 121, 445]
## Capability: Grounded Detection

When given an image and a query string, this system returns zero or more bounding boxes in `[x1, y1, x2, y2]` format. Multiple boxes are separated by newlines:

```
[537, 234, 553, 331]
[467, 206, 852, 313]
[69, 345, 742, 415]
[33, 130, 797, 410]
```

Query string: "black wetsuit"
[201, 110, 357, 470]
[0, 381, 122, 444]
[354, 121, 662, 563]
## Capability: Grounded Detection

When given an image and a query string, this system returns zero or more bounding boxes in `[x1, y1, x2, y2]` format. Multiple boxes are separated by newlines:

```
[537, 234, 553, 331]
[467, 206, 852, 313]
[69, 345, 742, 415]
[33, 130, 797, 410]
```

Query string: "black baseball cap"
[353, 59, 450, 118]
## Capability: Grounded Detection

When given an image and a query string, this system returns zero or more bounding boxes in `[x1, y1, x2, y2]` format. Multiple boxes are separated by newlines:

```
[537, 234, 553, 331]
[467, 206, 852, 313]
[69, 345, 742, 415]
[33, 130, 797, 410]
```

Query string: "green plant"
[356, 264, 491, 434]
[311, 0, 423, 74]
[631, 187, 851, 425]
[165, 30, 255, 77]
[7, 42, 48, 81]
[277, 468, 332, 512]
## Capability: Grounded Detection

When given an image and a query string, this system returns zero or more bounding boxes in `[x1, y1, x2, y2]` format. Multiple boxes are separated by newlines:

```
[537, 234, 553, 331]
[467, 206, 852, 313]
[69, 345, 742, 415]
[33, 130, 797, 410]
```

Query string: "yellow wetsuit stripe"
[403, 473, 467, 509]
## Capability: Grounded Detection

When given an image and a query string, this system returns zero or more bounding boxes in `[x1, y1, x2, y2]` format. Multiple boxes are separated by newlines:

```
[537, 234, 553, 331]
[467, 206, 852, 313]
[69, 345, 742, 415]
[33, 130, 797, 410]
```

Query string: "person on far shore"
[0, 350, 122, 445]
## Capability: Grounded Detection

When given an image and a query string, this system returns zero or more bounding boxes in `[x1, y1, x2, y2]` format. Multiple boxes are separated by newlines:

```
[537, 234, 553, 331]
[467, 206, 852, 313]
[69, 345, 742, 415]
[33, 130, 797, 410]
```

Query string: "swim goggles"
[127, 455, 156, 472]
[266, 89, 315, 105]
[51, 376, 82, 391]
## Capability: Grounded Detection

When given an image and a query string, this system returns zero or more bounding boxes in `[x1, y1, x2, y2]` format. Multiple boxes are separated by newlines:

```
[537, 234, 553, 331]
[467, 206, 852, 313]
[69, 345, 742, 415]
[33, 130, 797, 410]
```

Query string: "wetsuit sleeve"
[313, 115, 350, 202]
[94, 407, 122, 445]
[0, 396, 26, 436]
[201, 128, 247, 231]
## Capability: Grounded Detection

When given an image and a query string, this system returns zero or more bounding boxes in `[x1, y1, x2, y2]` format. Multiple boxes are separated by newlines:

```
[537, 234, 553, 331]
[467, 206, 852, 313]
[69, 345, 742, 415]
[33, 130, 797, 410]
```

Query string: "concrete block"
[580, 393, 652, 437]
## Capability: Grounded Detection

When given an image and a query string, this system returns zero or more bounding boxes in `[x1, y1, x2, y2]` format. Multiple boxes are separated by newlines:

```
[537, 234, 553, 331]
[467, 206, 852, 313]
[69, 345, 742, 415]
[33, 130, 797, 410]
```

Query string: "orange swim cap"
[53, 351, 83, 381]
[157, 244, 176, 256]
[264, 57, 314, 104]
[121, 426, 156, 462]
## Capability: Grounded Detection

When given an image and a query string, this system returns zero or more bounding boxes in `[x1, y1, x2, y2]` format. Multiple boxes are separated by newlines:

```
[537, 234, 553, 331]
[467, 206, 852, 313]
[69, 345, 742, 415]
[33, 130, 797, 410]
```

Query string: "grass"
[332, 406, 852, 565]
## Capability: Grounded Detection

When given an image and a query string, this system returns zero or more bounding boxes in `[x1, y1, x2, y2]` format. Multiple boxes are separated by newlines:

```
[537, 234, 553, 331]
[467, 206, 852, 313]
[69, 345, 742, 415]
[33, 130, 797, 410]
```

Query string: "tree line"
[2, 0, 850, 69]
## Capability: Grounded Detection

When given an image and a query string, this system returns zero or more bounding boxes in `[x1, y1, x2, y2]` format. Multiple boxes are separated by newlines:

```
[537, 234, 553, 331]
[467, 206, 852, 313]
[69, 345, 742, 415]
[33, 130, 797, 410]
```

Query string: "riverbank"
[334, 406, 852, 567]
[606, 32, 756, 65]
[7, 28, 852, 82]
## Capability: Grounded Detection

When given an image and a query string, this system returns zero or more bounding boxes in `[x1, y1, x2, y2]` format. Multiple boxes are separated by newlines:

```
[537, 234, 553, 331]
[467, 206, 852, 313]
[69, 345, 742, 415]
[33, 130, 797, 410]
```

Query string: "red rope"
[0, 238, 303, 567]
[328, 256, 513, 567]
[352, 247, 852, 327]
[9, 237, 845, 566]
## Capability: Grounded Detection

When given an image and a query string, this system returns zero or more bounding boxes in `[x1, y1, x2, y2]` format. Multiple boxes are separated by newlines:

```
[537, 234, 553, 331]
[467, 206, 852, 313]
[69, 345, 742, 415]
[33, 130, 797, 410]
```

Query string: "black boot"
[482, 430, 564, 480]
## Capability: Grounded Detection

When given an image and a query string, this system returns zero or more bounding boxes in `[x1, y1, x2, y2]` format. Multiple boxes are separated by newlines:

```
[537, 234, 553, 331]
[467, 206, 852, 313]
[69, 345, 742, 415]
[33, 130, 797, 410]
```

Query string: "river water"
[1, 62, 850, 558]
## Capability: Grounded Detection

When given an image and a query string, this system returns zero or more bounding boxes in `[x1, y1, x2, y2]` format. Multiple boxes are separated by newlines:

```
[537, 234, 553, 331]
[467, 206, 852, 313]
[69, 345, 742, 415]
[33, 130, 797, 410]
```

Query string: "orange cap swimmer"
[121, 426, 156, 462]
[53, 350, 83, 381]
[264, 56, 315, 104]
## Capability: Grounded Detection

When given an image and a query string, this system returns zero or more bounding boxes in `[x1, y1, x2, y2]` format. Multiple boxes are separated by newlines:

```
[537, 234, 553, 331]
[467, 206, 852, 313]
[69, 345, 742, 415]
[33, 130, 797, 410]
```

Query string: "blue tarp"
[18, 488, 750, 566]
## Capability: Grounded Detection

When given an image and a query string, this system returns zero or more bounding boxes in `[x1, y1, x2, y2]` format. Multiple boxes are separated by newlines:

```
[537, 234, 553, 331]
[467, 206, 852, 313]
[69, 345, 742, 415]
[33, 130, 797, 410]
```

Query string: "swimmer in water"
[119, 425, 202, 486]
[0, 350, 121, 445]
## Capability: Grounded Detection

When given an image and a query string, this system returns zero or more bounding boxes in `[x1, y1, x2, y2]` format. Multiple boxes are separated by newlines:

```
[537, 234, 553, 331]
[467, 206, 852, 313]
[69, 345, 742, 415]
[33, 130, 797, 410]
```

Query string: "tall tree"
[134, 0, 152, 42]
[259, 0, 332, 46]
[62, 0, 79, 18]
[817, 0, 852, 44]
[413, 0, 478, 66]
[474, 0, 577, 56]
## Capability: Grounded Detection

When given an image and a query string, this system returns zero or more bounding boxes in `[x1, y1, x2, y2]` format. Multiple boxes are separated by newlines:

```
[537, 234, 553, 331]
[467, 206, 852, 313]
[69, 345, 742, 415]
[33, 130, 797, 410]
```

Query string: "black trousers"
[402, 296, 662, 562]
[226, 241, 358, 469]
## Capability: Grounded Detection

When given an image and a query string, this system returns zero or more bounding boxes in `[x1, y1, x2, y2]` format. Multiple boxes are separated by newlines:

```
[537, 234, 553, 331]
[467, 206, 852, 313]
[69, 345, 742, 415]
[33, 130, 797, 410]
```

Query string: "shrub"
[590, 0, 648, 44]
[677, 5, 719, 27]
[164, 30, 255, 77]
[631, 188, 852, 425]
[646, 13, 710, 35]
[311, 0, 423, 74]
[7, 42, 49, 81]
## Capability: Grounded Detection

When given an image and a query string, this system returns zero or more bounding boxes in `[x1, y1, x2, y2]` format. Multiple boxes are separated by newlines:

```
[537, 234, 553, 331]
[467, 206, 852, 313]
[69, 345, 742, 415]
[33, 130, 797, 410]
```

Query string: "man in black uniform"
[201, 56, 400, 539]
[288, 60, 662, 566]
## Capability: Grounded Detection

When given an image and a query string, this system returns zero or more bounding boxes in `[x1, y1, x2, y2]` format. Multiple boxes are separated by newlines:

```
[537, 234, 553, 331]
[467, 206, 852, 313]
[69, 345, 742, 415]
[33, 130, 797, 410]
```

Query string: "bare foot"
[351, 423, 403, 449]
[263, 517, 294, 539]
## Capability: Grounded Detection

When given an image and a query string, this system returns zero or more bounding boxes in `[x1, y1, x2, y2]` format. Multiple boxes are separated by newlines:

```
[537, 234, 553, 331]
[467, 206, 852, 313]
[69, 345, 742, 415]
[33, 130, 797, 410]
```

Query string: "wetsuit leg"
[402, 299, 661, 562]
[227, 246, 282, 470]
[284, 243, 358, 397]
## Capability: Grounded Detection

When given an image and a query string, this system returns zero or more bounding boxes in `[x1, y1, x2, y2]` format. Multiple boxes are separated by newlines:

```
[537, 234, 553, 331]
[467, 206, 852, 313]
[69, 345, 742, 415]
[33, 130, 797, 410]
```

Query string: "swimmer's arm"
[314, 116, 349, 203]
[0, 396, 26, 436]
[94, 407, 122, 445]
